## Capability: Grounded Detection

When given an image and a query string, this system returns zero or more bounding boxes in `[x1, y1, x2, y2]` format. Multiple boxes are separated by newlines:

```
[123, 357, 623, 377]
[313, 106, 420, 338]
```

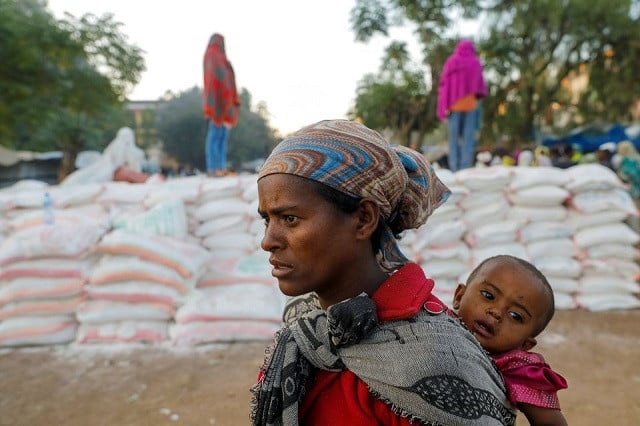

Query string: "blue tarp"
[541, 123, 640, 153]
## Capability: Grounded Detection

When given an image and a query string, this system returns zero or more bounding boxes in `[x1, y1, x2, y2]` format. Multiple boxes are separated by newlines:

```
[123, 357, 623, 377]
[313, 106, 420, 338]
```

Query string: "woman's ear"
[355, 199, 380, 240]
[452, 284, 466, 310]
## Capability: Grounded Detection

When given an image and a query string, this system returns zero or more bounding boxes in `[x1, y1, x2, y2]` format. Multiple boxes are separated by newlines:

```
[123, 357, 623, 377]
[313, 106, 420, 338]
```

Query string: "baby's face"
[453, 259, 550, 354]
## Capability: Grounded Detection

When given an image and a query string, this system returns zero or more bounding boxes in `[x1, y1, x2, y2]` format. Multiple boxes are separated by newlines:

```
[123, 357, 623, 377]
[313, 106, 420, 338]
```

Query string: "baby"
[453, 254, 568, 426]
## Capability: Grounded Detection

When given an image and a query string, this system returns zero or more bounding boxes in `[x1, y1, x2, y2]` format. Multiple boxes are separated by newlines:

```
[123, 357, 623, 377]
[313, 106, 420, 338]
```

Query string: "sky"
[46, 0, 419, 136]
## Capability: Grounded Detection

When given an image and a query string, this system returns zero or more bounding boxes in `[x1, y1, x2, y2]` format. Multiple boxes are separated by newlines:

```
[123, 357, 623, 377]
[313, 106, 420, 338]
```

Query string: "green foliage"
[479, 0, 640, 143]
[58, 12, 145, 100]
[155, 87, 206, 169]
[0, 0, 72, 148]
[229, 90, 279, 166]
[0, 0, 144, 178]
[350, 0, 390, 42]
[155, 87, 277, 171]
[350, 1, 475, 145]
[350, 0, 640, 147]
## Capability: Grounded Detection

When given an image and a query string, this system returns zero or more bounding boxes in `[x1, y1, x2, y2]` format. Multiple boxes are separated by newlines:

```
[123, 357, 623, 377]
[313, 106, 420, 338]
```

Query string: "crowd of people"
[429, 139, 640, 197]
[472, 141, 639, 195]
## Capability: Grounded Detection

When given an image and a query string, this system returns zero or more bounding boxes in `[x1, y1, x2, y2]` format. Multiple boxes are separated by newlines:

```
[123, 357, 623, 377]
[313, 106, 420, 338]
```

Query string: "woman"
[616, 140, 640, 232]
[617, 140, 640, 199]
[250, 119, 516, 425]
[437, 39, 487, 172]
[202, 33, 240, 176]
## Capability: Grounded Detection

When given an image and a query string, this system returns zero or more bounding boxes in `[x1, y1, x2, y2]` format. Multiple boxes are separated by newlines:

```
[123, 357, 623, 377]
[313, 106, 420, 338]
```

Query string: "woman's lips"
[269, 259, 293, 278]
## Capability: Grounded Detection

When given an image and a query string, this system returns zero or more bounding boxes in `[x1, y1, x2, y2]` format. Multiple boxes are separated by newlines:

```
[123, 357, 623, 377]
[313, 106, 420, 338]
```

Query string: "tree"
[156, 87, 277, 172]
[350, 0, 640, 147]
[350, 0, 478, 146]
[0, 0, 145, 179]
[229, 90, 280, 166]
[479, 0, 640, 144]
[154, 87, 206, 171]
[348, 42, 430, 146]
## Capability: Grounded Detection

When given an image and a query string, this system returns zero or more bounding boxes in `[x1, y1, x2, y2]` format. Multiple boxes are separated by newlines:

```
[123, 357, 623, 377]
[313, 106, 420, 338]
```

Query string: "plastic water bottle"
[43, 192, 54, 225]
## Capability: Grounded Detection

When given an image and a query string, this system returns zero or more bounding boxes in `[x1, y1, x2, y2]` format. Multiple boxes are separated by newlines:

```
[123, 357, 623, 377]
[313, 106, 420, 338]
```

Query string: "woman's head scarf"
[258, 119, 450, 272]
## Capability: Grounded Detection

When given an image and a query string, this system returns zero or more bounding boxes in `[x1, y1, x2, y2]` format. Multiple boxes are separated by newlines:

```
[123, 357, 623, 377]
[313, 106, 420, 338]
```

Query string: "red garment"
[298, 263, 447, 425]
[492, 349, 568, 409]
[203, 33, 240, 127]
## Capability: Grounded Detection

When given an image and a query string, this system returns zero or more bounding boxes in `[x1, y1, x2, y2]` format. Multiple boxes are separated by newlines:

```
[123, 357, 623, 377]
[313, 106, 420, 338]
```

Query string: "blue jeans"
[205, 121, 230, 173]
[447, 110, 478, 172]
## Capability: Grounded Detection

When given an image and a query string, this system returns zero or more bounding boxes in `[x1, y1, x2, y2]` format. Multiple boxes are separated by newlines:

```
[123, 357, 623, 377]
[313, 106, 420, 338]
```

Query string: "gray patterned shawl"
[250, 293, 516, 426]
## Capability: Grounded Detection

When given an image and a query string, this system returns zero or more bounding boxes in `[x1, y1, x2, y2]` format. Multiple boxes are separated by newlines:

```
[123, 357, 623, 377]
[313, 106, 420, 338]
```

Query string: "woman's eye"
[509, 312, 524, 322]
[284, 215, 298, 225]
[480, 290, 494, 300]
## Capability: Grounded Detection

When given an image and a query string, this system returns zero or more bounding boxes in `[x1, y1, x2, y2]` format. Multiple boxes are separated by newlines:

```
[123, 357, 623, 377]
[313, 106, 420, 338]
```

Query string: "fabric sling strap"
[250, 293, 516, 425]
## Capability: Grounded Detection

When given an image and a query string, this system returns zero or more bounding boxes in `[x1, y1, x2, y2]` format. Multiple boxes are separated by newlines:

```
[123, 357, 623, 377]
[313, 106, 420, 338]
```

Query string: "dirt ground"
[1, 309, 639, 426]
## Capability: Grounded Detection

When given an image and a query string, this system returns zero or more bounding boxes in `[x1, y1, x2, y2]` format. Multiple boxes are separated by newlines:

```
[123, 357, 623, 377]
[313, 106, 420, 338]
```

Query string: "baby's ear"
[522, 337, 537, 351]
[452, 284, 466, 310]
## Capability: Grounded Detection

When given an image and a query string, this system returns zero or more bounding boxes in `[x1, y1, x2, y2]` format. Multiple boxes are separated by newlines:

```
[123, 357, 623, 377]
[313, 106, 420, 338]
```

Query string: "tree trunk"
[57, 148, 80, 183]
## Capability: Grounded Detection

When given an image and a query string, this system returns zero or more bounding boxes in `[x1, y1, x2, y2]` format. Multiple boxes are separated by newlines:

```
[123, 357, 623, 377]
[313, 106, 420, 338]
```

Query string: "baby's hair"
[467, 255, 555, 336]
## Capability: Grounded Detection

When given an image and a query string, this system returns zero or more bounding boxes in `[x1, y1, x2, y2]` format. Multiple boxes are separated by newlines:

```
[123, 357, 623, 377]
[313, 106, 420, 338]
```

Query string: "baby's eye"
[508, 311, 524, 323]
[480, 290, 494, 300]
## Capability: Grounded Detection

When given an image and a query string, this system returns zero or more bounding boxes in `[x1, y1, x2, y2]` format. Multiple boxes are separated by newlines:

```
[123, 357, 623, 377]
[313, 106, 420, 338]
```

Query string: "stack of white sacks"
[505, 167, 576, 309]
[564, 165, 640, 310]
[171, 175, 286, 346]
[405, 164, 640, 310]
[0, 181, 108, 346]
[407, 168, 470, 302]
[0, 163, 638, 348]
[79, 226, 210, 343]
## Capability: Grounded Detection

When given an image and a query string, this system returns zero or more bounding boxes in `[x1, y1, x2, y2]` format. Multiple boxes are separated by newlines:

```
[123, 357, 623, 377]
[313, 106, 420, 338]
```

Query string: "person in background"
[202, 33, 240, 177]
[517, 149, 534, 166]
[453, 255, 568, 426]
[491, 146, 515, 166]
[616, 141, 640, 196]
[437, 39, 488, 172]
[570, 143, 583, 164]
[534, 146, 553, 167]
[251, 119, 516, 425]
[596, 142, 617, 170]
[476, 150, 493, 167]
[550, 143, 575, 169]
[616, 140, 640, 232]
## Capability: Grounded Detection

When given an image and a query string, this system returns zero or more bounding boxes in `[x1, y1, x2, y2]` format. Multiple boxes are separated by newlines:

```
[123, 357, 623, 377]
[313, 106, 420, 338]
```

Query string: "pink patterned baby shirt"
[492, 349, 568, 409]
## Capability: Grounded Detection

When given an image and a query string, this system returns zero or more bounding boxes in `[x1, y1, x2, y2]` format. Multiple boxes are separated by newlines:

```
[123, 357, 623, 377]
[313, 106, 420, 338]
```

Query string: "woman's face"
[257, 174, 364, 304]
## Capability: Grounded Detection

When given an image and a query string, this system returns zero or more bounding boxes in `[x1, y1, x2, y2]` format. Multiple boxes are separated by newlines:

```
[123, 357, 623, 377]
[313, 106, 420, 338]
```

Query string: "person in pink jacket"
[437, 39, 487, 172]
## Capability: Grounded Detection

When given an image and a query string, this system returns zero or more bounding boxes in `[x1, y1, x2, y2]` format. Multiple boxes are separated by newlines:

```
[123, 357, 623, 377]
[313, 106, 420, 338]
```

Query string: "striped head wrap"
[258, 119, 450, 272]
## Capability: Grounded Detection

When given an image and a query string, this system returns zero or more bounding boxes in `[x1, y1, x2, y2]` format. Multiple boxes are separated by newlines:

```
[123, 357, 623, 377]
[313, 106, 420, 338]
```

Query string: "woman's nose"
[260, 222, 281, 252]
